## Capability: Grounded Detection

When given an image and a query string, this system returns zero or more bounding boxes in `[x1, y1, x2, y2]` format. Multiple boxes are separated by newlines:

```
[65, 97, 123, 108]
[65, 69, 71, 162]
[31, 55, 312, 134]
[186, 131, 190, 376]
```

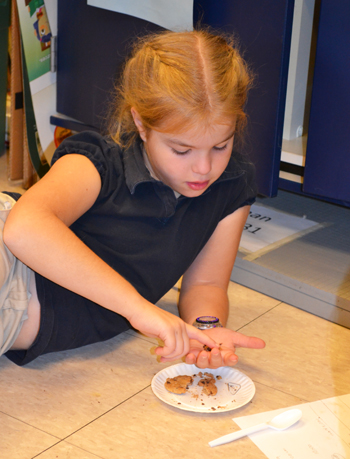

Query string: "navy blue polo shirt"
[5, 131, 256, 365]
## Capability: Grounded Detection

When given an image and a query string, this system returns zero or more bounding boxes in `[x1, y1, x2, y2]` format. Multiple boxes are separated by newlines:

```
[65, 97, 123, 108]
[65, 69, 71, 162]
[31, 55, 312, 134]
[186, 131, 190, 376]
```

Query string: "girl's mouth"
[187, 181, 209, 191]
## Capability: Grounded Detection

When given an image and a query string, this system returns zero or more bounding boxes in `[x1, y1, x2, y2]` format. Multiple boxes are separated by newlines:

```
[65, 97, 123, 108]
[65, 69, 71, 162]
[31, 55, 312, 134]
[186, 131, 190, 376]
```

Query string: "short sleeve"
[51, 131, 110, 183]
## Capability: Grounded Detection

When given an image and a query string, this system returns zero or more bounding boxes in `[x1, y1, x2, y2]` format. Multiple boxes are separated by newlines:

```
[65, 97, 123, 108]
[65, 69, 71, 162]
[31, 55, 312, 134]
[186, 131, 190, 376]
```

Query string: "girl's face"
[132, 110, 236, 197]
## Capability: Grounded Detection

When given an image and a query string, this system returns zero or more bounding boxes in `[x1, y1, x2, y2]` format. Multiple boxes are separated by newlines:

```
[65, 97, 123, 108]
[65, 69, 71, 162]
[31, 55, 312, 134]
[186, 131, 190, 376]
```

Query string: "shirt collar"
[124, 140, 156, 194]
[123, 140, 179, 220]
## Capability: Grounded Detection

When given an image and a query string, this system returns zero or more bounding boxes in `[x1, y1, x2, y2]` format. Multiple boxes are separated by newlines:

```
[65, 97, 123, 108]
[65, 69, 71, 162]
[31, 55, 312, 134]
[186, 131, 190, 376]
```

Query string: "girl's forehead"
[158, 119, 236, 142]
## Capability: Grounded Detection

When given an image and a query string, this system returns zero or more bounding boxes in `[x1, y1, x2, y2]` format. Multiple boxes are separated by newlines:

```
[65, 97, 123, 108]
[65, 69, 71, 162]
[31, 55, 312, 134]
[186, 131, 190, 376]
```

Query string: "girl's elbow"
[3, 214, 24, 254]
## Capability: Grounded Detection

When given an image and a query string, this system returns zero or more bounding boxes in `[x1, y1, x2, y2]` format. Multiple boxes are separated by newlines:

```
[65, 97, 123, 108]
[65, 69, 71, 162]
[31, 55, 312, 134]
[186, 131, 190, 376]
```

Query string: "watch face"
[193, 316, 223, 329]
[196, 316, 220, 325]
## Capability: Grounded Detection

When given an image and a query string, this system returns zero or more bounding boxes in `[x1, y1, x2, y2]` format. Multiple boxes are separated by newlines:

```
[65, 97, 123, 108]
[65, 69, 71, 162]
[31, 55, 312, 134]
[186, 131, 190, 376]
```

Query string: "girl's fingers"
[231, 332, 266, 349]
[208, 348, 223, 368]
[151, 320, 220, 362]
[227, 356, 239, 366]
[192, 350, 209, 369]
[185, 353, 196, 365]
[183, 346, 239, 369]
[186, 324, 218, 349]
[156, 322, 217, 361]
[155, 327, 189, 359]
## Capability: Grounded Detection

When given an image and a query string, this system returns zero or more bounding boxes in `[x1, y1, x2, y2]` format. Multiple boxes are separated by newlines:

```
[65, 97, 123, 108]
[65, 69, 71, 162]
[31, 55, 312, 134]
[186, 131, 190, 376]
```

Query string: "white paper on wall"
[87, 0, 194, 31]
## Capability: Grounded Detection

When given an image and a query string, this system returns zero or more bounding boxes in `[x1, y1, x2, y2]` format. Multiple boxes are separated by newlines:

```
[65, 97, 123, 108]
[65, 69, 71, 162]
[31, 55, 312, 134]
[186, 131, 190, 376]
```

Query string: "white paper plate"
[151, 363, 255, 413]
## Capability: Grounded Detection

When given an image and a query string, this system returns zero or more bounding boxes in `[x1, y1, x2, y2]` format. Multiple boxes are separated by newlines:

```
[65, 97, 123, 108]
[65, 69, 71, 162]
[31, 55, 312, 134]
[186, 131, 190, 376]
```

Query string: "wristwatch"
[192, 316, 223, 330]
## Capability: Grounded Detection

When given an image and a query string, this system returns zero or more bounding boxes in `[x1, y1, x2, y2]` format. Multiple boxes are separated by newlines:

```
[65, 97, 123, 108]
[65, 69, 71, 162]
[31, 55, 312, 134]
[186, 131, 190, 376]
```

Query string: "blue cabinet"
[303, 0, 350, 204]
[194, 1, 295, 197]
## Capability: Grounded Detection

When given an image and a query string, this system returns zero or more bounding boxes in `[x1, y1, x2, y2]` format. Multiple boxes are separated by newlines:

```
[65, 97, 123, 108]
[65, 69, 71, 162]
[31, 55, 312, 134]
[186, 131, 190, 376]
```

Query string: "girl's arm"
[175, 205, 265, 368]
[3, 154, 216, 360]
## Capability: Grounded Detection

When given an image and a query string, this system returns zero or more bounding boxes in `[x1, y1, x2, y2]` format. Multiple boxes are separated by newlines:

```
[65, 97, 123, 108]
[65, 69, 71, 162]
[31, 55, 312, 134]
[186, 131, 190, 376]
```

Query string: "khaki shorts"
[0, 193, 32, 355]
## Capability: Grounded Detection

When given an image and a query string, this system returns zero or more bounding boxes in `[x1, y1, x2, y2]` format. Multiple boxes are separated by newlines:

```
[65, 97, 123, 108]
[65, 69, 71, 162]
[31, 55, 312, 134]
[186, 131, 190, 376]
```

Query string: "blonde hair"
[108, 29, 252, 147]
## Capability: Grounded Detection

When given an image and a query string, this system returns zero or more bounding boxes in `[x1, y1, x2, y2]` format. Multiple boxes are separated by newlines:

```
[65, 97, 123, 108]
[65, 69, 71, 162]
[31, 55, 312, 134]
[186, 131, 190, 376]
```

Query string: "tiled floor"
[1, 152, 350, 458]
[1, 281, 350, 459]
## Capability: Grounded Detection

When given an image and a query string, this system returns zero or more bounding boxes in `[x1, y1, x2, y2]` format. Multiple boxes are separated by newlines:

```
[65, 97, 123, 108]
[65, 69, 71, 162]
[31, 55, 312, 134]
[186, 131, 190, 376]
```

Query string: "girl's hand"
[128, 303, 218, 362]
[183, 327, 265, 369]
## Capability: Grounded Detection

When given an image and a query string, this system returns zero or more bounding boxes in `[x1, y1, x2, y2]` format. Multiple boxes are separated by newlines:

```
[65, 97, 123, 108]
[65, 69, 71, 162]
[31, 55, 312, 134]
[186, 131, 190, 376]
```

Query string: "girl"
[1, 29, 265, 368]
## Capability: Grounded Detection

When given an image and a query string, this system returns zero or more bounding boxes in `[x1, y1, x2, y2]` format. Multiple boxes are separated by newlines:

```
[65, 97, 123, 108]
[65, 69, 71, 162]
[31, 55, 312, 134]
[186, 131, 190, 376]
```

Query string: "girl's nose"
[192, 154, 212, 176]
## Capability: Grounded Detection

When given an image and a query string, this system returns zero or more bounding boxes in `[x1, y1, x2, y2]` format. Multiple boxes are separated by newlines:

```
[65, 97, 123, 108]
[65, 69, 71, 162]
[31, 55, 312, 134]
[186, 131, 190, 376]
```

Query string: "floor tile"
[0, 332, 165, 438]
[65, 384, 303, 459]
[0, 412, 58, 459]
[225, 281, 281, 331]
[35, 442, 104, 459]
[235, 302, 350, 401]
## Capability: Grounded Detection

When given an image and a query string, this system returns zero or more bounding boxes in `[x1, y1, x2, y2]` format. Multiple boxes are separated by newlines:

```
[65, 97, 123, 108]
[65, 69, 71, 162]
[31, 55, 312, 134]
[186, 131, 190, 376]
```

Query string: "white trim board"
[231, 257, 350, 329]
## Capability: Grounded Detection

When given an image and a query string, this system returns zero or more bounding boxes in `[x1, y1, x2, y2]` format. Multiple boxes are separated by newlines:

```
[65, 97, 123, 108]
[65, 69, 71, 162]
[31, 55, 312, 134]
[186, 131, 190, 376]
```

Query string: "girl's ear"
[131, 108, 147, 142]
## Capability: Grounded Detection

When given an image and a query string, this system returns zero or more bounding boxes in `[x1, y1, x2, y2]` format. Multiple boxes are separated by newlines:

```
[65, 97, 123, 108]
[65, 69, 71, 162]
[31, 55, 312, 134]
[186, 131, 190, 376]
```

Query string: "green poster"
[16, 0, 53, 177]
[16, 0, 52, 82]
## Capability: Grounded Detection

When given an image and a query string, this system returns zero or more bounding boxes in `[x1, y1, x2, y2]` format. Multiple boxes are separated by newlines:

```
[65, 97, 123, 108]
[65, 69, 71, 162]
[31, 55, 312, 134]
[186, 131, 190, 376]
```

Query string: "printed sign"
[240, 204, 320, 254]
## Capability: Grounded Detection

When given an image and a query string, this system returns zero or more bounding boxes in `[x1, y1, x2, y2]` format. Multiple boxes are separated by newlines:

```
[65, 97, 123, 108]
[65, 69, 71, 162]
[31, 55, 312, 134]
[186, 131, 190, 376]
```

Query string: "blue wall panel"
[303, 0, 350, 204]
[194, 0, 295, 196]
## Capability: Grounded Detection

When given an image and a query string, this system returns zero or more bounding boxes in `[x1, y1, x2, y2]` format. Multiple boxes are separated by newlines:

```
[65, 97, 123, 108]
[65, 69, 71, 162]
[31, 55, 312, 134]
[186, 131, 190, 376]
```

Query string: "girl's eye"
[213, 143, 228, 151]
[171, 148, 191, 155]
